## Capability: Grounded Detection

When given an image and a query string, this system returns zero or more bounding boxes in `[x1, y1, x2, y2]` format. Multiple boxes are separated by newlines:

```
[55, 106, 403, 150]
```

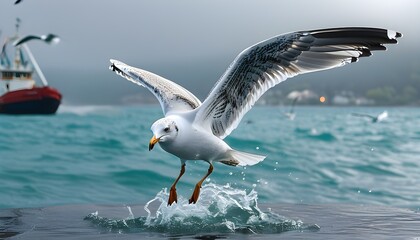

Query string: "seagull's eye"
[164, 127, 170, 132]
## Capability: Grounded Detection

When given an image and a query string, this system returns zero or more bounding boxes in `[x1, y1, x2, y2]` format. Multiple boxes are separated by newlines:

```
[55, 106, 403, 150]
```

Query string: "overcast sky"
[1, 0, 419, 105]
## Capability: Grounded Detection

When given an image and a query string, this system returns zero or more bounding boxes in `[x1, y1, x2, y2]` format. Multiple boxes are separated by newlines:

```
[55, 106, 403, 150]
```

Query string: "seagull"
[13, 34, 60, 46]
[352, 110, 388, 123]
[110, 27, 401, 205]
[284, 96, 299, 120]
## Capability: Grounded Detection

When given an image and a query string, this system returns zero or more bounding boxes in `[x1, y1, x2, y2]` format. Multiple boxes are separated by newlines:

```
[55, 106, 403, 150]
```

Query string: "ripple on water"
[294, 128, 337, 142]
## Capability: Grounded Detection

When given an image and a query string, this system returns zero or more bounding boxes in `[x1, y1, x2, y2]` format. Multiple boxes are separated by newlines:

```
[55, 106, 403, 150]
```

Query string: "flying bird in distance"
[284, 96, 299, 120]
[110, 27, 401, 205]
[13, 34, 60, 47]
[14, 0, 23, 5]
[352, 111, 388, 123]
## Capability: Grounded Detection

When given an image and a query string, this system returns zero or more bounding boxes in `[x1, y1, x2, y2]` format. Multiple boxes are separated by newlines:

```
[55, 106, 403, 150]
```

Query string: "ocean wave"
[84, 183, 319, 235]
[294, 127, 337, 142]
[57, 105, 119, 115]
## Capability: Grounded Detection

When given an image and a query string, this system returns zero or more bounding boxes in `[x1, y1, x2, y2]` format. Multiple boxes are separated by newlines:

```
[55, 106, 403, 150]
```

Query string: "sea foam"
[85, 183, 319, 235]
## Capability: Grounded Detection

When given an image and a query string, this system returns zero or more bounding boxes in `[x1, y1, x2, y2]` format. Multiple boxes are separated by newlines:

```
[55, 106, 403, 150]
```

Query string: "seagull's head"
[149, 118, 179, 151]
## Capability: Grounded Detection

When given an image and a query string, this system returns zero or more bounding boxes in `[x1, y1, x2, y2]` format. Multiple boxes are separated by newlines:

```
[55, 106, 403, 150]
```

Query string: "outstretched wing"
[13, 34, 60, 46]
[194, 27, 401, 139]
[351, 113, 375, 120]
[110, 59, 201, 115]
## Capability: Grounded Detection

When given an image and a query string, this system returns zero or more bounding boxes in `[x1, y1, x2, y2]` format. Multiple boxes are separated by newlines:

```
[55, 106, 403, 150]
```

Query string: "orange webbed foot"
[189, 184, 201, 204]
[168, 187, 178, 206]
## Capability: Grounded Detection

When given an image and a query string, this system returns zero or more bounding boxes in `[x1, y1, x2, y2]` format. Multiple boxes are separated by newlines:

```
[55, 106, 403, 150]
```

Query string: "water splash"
[85, 183, 319, 235]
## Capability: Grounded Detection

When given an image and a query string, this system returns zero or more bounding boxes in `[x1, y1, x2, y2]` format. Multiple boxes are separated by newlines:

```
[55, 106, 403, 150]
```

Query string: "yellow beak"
[149, 136, 160, 151]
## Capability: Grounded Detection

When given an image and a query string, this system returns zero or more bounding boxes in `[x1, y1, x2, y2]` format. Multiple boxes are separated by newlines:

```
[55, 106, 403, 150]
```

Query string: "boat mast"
[15, 19, 49, 86]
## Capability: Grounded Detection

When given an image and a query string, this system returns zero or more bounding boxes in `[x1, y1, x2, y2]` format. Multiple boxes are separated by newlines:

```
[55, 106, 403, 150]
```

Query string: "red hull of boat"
[0, 86, 62, 114]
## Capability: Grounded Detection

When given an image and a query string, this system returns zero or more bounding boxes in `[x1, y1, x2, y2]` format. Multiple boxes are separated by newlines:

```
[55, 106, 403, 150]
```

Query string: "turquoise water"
[1, 106, 420, 238]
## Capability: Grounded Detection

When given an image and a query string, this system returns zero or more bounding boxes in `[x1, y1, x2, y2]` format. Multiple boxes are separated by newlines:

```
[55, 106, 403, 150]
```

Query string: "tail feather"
[221, 149, 266, 166]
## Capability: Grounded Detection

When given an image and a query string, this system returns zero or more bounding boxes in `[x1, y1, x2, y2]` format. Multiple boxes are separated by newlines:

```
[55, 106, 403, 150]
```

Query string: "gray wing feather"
[351, 113, 375, 119]
[110, 60, 201, 115]
[194, 27, 401, 139]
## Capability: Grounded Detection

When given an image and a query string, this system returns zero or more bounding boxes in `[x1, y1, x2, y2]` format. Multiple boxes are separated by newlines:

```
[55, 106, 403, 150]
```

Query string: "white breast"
[159, 115, 231, 161]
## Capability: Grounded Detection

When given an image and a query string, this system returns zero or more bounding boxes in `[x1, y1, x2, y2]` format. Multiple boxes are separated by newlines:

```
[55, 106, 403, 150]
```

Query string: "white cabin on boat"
[1, 44, 36, 95]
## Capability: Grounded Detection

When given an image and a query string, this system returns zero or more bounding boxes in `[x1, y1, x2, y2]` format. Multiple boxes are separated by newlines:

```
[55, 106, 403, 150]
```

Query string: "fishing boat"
[0, 19, 61, 114]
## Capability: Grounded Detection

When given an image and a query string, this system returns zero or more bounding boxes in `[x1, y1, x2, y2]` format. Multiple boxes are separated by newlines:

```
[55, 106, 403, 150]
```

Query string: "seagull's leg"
[189, 163, 213, 204]
[168, 164, 185, 206]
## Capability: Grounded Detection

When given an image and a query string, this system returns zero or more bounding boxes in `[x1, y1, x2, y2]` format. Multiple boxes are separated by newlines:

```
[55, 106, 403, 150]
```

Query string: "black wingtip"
[109, 63, 117, 72]
[359, 48, 373, 57]
[387, 30, 402, 41]
[109, 61, 131, 81]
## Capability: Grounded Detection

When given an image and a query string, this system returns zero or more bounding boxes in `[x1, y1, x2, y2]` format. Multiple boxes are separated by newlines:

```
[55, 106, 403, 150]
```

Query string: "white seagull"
[352, 110, 388, 123]
[110, 27, 401, 205]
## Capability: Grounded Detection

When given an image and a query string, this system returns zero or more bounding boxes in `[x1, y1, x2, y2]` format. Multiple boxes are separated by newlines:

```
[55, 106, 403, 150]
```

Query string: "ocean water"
[1, 105, 419, 239]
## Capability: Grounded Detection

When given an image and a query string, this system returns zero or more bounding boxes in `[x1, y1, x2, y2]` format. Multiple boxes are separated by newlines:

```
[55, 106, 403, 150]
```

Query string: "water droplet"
[369, 189, 372, 193]
[242, 177, 245, 181]
[264, 181, 268, 185]
[252, 184, 257, 188]
[243, 167, 247, 170]
[256, 147, 260, 150]
[371, 148, 374, 151]
[257, 179, 260, 183]
[126, 206, 134, 219]
[274, 168, 277, 171]
[357, 190, 361, 193]
[275, 161, 278, 165]
[229, 172, 233, 175]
